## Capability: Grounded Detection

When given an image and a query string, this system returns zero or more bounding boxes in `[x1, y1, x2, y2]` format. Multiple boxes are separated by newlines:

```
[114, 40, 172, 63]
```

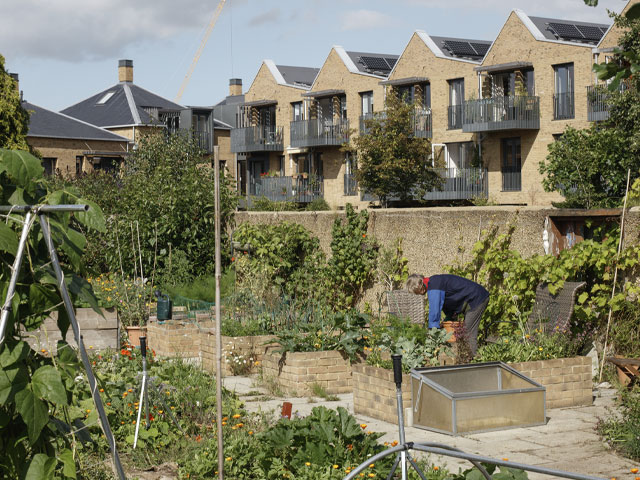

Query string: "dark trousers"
[464, 296, 489, 355]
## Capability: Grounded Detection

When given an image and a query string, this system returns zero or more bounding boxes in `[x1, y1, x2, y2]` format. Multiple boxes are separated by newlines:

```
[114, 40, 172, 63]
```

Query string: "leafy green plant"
[377, 238, 409, 291]
[85, 274, 153, 326]
[305, 198, 331, 211]
[326, 204, 378, 310]
[249, 196, 298, 211]
[0, 149, 105, 479]
[474, 329, 580, 363]
[597, 385, 640, 461]
[445, 462, 528, 480]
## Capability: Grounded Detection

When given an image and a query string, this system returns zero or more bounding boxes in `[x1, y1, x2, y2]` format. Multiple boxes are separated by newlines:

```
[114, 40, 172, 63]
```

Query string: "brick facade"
[146, 320, 209, 362]
[352, 364, 412, 425]
[201, 333, 278, 376]
[261, 349, 354, 396]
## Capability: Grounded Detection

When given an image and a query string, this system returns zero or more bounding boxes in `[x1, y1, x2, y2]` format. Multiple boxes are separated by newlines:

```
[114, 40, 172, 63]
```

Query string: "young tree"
[345, 92, 440, 207]
[540, 13, 640, 208]
[0, 54, 30, 150]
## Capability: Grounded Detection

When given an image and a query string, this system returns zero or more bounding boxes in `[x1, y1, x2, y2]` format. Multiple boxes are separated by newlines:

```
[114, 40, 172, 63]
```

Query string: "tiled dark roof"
[23, 101, 129, 142]
[214, 94, 244, 127]
[429, 36, 492, 61]
[528, 16, 610, 45]
[61, 83, 184, 128]
[346, 51, 399, 77]
[275, 65, 319, 88]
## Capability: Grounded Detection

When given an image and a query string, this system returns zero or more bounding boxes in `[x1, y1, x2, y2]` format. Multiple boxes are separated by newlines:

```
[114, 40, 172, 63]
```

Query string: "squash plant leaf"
[0, 149, 44, 194]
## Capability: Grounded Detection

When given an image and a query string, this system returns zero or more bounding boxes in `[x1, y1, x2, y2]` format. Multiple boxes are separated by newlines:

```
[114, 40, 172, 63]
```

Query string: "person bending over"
[406, 273, 489, 355]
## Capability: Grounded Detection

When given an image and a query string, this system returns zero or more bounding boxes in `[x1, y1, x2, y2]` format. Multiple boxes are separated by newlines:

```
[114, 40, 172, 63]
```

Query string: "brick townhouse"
[230, 1, 635, 208]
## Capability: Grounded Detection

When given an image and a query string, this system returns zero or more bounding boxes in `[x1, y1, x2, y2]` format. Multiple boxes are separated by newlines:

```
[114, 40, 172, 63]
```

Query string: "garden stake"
[0, 205, 126, 480]
[214, 149, 225, 479]
[343, 354, 605, 480]
[599, 168, 631, 384]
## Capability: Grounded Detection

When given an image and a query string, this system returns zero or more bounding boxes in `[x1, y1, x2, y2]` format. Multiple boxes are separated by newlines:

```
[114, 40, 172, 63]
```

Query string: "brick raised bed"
[509, 356, 593, 409]
[352, 364, 411, 425]
[261, 349, 354, 396]
[201, 333, 278, 376]
[146, 318, 214, 362]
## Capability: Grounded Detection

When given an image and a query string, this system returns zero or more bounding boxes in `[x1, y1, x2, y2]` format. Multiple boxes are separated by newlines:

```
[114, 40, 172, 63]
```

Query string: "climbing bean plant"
[0, 149, 105, 479]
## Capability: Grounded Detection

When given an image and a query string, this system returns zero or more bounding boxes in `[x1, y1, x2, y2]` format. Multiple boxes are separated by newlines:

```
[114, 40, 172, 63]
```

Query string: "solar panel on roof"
[576, 24, 605, 41]
[443, 40, 481, 58]
[548, 22, 584, 40]
[385, 58, 398, 69]
[359, 56, 392, 72]
[470, 42, 490, 56]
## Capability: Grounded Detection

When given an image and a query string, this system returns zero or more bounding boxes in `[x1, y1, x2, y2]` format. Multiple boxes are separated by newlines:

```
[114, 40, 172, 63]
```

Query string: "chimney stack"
[229, 78, 242, 96]
[118, 59, 133, 83]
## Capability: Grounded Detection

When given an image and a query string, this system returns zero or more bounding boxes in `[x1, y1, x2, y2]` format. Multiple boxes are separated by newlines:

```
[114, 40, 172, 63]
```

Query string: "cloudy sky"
[0, 0, 628, 111]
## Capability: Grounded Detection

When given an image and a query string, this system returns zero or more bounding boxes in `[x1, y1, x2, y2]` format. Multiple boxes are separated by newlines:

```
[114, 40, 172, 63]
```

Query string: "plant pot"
[125, 326, 147, 347]
[441, 321, 459, 343]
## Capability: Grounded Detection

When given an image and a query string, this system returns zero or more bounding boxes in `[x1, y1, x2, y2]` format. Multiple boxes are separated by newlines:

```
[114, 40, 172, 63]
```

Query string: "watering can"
[155, 291, 172, 320]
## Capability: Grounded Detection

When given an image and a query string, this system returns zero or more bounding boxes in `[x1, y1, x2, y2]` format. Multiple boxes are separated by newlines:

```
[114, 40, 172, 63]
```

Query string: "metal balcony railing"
[359, 111, 432, 138]
[448, 104, 463, 130]
[290, 118, 349, 148]
[248, 175, 324, 204]
[344, 173, 358, 196]
[231, 125, 283, 153]
[192, 131, 212, 152]
[553, 92, 575, 120]
[501, 166, 522, 192]
[462, 96, 540, 132]
[587, 85, 611, 122]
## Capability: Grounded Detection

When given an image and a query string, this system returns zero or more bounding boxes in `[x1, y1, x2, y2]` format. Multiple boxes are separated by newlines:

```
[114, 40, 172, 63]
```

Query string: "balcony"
[501, 166, 522, 192]
[290, 118, 349, 148]
[553, 92, 575, 120]
[360, 168, 488, 202]
[192, 131, 212, 152]
[231, 126, 283, 153]
[587, 85, 611, 122]
[359, 111, 432, 138]
[344, 173, 358, 196]
[462, 96, 540, 133]
[248, 175, 324, 204]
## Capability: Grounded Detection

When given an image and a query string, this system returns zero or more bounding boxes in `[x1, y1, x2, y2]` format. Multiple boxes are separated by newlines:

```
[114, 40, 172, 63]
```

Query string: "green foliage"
[249, 196, 299, 211]
[326, 204, 378, 310]
[48, 132, 237, 278]
[273, 310, 369, 361]
[345, 92, 441, 206]
[234, 221, 326, 300]
[305, 198, 331, 211]
[475, 330, 580, 363]
[445, 463, 528, 480]
[597, 385, 640, 461]
[377, 238, 409, 291]
[0, 55, 30, 151]
[85, 274, 153, 326]
[162, 270, 235, 303]
[0, 148, 104, 478]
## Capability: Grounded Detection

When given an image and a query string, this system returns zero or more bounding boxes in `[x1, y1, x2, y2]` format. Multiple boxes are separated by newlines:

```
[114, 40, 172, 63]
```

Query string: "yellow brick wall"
[478, 12, 596, 205]
[27, 137, 128, 176]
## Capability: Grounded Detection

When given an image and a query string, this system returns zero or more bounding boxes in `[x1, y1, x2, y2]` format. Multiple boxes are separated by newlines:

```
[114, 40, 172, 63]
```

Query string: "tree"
[540, 12, 640, 208]
[344, 92, 440, 207]
[0, 54, 30, 150]
[50, 131, 237, 281]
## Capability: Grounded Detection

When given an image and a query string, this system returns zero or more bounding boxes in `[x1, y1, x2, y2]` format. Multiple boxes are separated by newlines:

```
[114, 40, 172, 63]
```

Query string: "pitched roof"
[275, 65, 319, 88]
[528, 15, 610, 45]
[23, 101, 129, 142]
[61, 83, 184, 128]
[427, 36, 492, 62]
[343, 50, 399, 77]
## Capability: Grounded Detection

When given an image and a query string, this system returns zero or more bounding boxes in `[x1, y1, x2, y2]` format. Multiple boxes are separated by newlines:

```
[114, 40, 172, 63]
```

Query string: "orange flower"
[433, 466, 439, 471]
[632, 469, 639, 474]
[360, 423, 367, 429]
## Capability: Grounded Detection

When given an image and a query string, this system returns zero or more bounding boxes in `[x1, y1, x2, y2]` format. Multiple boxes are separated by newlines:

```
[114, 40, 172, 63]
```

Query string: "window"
[361, 91, 373, 115]
[278, 155, 285, 176]
[96, 91, 115, 105]
[75, 156, 84, 176]
[395, 84, 430, 108]
[448, 79, 464, 129]
[554, 63, 574, 120]
[501, 137, 521, 191]
[292, 102, 303, 121]
[43, 158, 57, 176]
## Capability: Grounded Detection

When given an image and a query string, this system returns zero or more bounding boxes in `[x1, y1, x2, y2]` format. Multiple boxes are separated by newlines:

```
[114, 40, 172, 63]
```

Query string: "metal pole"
[391, 355, 407, 480]
[214, 152, 225, 480]
[0, 211, 34, 347]
[0, 204, 89, 213]
[38, 214, 126, 480]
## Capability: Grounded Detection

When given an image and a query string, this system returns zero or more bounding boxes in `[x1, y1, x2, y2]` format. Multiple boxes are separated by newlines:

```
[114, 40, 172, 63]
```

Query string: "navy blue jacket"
[427, 274, 489, 328]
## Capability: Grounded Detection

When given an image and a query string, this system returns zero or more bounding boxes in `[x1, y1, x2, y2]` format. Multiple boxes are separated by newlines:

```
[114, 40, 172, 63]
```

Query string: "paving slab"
[223, 375, 639, 479]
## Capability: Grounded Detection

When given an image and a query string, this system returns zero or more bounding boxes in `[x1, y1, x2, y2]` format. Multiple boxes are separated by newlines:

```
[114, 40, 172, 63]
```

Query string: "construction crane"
[175, 0, 226, 103]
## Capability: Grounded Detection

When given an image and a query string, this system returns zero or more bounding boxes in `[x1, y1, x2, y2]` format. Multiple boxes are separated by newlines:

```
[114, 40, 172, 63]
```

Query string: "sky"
[0, 0, 629, 112]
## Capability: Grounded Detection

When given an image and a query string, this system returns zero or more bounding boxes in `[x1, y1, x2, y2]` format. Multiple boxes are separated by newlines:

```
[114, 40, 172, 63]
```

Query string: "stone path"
[224, 376, 639, 480]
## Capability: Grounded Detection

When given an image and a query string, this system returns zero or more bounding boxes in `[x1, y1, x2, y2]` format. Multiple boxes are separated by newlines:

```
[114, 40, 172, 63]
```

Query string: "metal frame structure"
[0, 205, 125, 480]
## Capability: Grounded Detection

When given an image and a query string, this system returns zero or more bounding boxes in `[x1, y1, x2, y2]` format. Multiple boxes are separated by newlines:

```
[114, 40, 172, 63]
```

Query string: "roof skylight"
[97, 91, 115, 105]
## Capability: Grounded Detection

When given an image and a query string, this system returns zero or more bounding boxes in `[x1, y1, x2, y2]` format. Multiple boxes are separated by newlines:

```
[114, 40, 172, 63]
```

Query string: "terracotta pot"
[441, 321, 459, 343]
[125, 326, 147, 347]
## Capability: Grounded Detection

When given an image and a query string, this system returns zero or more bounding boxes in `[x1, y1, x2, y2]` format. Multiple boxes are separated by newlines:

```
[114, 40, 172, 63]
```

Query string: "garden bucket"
[156, 293, 172, 320]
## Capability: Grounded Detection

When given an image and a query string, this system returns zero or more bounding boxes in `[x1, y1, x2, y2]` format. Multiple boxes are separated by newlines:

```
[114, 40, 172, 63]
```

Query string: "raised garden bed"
[261, 348, 354, 396]
[201, 332, 278, 376]
[146, 317, 214, 362]
[508, 356, 593, 409]
[352, 363, 412, 425]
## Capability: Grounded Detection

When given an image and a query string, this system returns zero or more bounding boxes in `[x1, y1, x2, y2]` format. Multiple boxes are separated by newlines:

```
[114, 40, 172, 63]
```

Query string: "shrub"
[249, 196, 298, 211]
[598, 386, 640, 461]
[305, 198, 331, 211]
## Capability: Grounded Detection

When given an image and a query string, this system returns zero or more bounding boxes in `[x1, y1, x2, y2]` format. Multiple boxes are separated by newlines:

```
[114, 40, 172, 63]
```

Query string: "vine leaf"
[0, 222, 18, 256]
[58, 448, 77, 479]
[15, 388, 49, 444]
[0, 149, 44, 195]
[32, 365, 68, 405]
[0, 365, 28, 405]
[24, 453, 56, 480]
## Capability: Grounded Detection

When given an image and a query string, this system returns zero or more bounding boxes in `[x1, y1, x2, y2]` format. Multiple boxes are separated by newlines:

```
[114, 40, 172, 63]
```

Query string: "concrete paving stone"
[525, 430, 602, 448]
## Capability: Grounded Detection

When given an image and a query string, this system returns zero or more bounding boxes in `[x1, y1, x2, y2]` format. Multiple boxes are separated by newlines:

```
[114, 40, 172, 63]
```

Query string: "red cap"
[422, 276, 429, 290]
